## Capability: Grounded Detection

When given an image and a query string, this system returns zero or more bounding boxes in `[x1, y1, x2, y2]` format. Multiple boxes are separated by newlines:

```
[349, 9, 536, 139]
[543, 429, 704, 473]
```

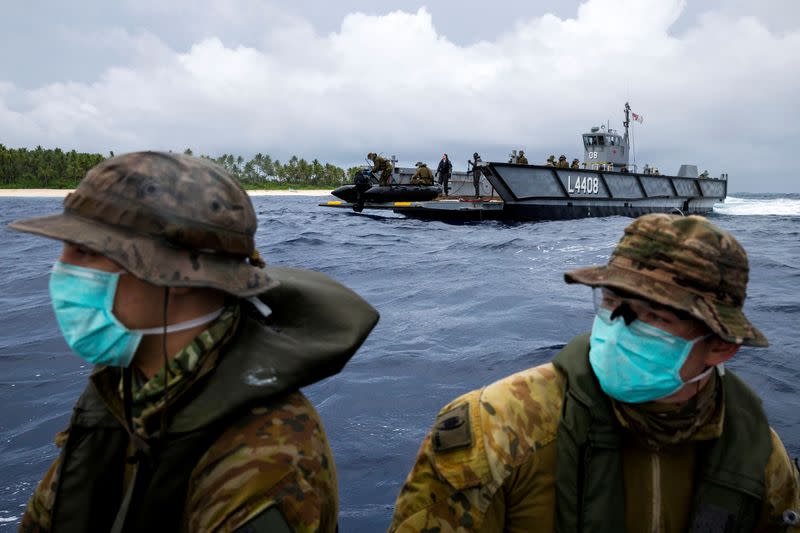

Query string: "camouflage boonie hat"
[9, 151, 277, 297]
[565, 213, 767, 347]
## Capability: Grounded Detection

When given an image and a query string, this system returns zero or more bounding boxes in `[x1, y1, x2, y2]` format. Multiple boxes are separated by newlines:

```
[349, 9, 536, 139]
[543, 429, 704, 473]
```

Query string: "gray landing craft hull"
[482, 163, 726, 220]
[393, 163, 725, 221]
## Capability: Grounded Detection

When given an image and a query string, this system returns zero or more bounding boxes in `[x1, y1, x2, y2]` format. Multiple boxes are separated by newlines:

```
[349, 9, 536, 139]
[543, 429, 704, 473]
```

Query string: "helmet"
[565, 214, 767, 347]
[548, 155, 556, 161]
[367, 152, 377, 160]
[572, 158, 579, 162]
[519, 150, 525, 155]
[473, 152, 480, 159]
[9, 152, 276, 297]
[415, 161, 425, 167]
[559, 154, 566, 160]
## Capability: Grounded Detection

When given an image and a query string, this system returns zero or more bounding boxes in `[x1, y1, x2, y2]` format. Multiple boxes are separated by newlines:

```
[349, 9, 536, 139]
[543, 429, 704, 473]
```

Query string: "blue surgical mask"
[589, 308, 715, 403]
[49, 262, 223, 367]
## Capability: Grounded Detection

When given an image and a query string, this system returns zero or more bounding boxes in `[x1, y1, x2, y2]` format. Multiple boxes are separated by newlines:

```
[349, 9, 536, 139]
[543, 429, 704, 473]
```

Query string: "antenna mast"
[623, 102, 630, 143]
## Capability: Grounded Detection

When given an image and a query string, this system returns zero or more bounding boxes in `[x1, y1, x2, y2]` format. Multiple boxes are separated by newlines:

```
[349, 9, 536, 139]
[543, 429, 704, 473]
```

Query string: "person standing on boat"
[557, 154, 569, 168]
[436, 153, 453, 196]
[9, 152, 379, 533]
[516, 150, 528, 165]
[411, 162, 434, 186]
[571, 158, 581, 169]
[389, 213, 800, 533]
[546, 155, 557, 166]
[468, 152, 483, 198]
[368, 152, 394, 186]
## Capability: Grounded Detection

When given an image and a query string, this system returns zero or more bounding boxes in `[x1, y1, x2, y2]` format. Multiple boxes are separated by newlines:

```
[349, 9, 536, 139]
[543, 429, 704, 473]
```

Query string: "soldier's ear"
[703, 338, 739, 366]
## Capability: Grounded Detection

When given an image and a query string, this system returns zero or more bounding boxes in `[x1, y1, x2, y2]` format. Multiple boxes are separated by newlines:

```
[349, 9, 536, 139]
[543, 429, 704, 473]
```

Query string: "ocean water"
[0, 194, 798, 531]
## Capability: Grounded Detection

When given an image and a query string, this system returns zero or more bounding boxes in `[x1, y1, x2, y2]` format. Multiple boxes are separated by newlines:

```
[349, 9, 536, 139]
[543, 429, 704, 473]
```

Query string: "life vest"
[551, 334, 772, 533]
[45, 267, 379, 533]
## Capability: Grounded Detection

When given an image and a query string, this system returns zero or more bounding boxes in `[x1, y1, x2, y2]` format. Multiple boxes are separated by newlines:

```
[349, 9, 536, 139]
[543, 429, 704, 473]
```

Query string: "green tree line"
[0, 144, 359, 189]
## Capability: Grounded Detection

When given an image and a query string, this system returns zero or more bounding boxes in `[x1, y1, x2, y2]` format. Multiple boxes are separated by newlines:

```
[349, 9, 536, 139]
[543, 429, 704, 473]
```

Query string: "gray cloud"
[1, 0, 798, 191]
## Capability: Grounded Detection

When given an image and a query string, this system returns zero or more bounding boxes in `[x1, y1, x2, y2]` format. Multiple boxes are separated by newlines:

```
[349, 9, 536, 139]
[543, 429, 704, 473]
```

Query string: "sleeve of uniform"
[754, 428, 800, 532]
[18, 457, 60, 533]
[18, 429, 69, 533]
[388, 389, 499, 533]
[184, 392, 338, 533]
[389, 363, 564, 533]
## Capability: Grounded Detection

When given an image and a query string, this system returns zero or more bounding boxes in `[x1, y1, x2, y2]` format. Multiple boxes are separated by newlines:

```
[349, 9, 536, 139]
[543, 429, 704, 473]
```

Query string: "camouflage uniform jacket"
[20, 304, 341, 533]
[389, 342, 800, 532]
[373, 155, 394, 178]
[516, 155, 528, 165]
[411, 165, 434, 186]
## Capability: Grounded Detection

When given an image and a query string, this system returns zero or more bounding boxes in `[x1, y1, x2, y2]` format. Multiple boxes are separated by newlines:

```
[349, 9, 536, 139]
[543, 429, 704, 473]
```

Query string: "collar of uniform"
[114, 303, 241, 436]
[612, 370, 725, 450]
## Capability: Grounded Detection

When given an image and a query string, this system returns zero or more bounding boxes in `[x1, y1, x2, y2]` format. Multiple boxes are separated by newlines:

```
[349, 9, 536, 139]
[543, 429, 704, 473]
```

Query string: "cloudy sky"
[2, 0, 798, 191]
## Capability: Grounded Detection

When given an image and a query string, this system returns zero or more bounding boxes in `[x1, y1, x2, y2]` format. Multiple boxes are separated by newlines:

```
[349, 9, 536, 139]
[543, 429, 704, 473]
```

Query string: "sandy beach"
[0, 189, 333, 198]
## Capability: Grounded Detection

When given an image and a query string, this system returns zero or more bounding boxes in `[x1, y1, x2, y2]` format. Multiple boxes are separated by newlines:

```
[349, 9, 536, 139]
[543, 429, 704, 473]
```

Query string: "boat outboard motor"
[353, 170, 373, 212]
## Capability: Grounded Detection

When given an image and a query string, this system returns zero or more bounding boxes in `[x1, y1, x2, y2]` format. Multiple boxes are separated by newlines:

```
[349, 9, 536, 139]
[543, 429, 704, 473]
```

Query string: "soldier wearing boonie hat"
[11, 151, 379, 532]
[390, 213, 799, 532]
[411, 161, 434, 186]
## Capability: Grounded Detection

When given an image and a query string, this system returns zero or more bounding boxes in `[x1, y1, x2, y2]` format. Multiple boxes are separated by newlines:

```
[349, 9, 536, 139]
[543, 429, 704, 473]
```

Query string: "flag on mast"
[632, 112, 644, 124]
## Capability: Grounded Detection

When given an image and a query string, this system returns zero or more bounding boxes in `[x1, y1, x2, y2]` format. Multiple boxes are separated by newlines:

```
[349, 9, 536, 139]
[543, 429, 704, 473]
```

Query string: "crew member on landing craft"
[546, 155, 556, 167]
[10, 152, 379, 533]
[557, 154, 569, 168]
[367, 152, 394, 186]
[571, 158, 580, 169]
[411, 162, 434, 186]
[389, 214, 800, 533]
[516, 150, 528, 165]
[436, 154, 453, 196]
[469, 152, 482, 198]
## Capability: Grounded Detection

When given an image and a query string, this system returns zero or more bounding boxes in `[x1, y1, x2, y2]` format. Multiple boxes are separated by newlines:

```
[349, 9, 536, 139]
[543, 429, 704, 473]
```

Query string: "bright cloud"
[1, 0, 798, 190]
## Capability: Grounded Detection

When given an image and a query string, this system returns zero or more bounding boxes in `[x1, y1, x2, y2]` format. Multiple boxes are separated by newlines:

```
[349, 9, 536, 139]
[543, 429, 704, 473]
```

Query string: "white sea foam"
[714, 196, 800, 217]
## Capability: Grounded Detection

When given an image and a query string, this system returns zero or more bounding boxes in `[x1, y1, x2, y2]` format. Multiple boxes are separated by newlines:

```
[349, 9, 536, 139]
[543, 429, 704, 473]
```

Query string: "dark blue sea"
[1, 193, 798, 531]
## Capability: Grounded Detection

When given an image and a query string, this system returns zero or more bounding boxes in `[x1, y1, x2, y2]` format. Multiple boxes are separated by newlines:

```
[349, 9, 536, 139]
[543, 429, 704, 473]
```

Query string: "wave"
[714, 196, 800, 217]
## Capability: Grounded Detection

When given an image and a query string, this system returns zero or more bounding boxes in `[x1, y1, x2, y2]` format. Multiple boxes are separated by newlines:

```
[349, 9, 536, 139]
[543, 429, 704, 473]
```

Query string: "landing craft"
[322, 103, 727, 220]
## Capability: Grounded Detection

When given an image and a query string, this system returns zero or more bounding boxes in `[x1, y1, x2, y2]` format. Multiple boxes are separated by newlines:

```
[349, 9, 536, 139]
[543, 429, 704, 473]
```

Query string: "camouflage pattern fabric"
[124, 305, 239, 436]
[516, 154, 528, 165]
[389, 360, 800, 532]
[18, 304, 339, 533]
[186, 392, 338, 533]
[556, 156, 569, 168]
[546, 155, 556, 167]
[612, 367, 723, 450]
[371, 155, 394, 186]
[410, 165, 434, 186]
[9, 152, 275, 298]
[570, 159, 580, 169]
[389, 363, 565, 532]
[565, 213, 768, 346]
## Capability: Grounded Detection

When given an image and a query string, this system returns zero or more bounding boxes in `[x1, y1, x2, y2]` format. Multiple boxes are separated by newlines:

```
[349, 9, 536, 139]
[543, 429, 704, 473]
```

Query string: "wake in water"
[714, 195, 800, 217]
